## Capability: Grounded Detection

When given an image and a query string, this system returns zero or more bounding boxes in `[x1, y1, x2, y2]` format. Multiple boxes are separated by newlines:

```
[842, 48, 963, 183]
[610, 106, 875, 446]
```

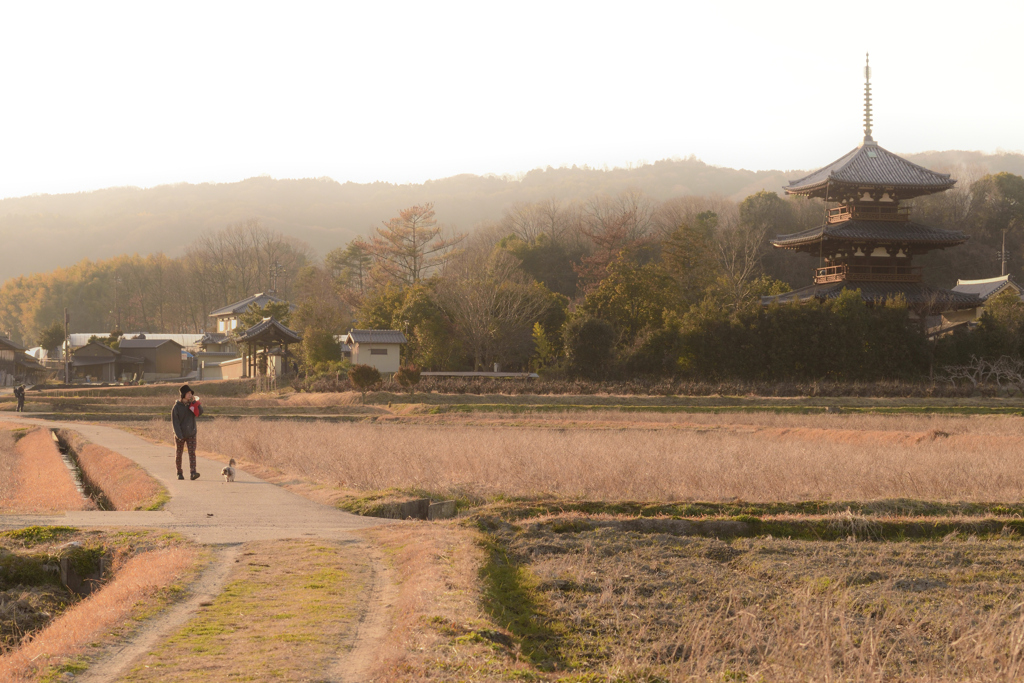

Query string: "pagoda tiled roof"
[761, 281, 980, 310]
[786, 142, 955, 199]
[772, 220, 968, 249]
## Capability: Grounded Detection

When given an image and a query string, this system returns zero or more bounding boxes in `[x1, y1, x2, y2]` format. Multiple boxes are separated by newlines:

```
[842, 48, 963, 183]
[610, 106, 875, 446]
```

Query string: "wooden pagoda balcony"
[827, 205, 911, 223]
[814, 264, 923, 284]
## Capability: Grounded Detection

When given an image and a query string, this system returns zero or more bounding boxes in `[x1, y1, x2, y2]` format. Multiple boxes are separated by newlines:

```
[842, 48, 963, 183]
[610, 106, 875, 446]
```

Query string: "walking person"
[14, 384, 25, 412]
[172, 384, 203, 480]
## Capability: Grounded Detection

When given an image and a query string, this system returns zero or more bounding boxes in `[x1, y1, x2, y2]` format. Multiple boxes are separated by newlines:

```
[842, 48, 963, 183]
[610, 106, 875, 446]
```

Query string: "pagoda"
[764, 56, 978, 315]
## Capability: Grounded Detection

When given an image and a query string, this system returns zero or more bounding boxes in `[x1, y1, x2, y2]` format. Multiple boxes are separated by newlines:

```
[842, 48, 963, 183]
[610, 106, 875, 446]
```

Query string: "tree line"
[3, 171, 1024, 382]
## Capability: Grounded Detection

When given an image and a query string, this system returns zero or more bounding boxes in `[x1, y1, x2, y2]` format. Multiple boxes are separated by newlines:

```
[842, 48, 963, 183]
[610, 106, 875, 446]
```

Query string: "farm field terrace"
[111, 409, 1024, 680]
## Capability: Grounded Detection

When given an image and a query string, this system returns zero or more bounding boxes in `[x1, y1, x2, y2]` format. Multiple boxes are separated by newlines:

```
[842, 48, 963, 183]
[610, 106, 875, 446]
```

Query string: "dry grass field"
[0, 429, 17, 505]
[129, 412, 1024, 503]
[119, 410, 1024, 680]
[470, 515, 1024, 682]
[1, 407, 1002, 681]
[1, 546, 197, 682]
[0, 526, 200, 682]
[60, 430, 167, 511]
[0, 429, 95, 513]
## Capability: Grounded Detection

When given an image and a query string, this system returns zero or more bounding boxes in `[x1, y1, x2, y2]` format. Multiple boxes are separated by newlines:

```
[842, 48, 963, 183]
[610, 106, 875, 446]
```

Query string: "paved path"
[0, 416, 388, 543]
[1, 416, 397, 683]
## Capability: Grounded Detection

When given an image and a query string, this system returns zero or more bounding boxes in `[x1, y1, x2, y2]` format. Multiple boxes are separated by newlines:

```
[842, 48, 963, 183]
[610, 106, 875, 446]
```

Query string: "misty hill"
[2, 150, 1022, 285]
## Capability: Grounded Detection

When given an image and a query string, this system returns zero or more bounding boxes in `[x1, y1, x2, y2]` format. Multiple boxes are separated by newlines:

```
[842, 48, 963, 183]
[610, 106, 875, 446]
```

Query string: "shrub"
[348, 364, 381, 401]
[302, 329, 342, 365]
[393, 365, 422, 393]
[563, 316, 614, 379]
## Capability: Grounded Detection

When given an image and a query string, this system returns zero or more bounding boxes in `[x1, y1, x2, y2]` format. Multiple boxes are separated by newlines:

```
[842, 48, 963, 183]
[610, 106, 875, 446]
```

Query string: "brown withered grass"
[60, 430, 166, 511]
[498, 517, 1024, 682]
[0, 429, 95, 512]
[0, 429, 16, 504]
[0, 546, 197, 682]
[130, 413, 1024, 503]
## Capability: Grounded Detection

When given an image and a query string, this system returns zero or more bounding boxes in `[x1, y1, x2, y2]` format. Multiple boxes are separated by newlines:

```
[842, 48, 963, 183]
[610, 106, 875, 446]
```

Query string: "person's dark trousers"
[16, 399, 24, 412]
[174, 436, 197, 475]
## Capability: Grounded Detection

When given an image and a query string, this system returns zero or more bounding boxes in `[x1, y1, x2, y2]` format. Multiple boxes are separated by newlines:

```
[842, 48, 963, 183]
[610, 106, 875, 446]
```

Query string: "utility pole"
[269, 262, 285, 295]
[114, 275, 122, 331]
[996, 229, 1010, 277]
[63, 308, 70, 385]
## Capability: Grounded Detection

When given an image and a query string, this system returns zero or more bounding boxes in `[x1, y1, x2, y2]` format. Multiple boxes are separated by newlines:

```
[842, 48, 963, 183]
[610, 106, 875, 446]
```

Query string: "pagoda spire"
[863, 52, 874, 144]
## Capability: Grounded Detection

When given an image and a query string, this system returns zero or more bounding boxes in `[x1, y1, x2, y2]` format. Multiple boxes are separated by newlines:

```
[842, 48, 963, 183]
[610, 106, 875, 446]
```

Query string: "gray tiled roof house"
[346, 330, 408, 344]
[951, 276, 1024, 302]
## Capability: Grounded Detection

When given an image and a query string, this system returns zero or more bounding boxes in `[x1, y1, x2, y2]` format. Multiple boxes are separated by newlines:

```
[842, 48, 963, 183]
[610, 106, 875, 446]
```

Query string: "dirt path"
[330, 541, 399, 683]
[75, 544, 242, 683]
[0, 416, 396, 682]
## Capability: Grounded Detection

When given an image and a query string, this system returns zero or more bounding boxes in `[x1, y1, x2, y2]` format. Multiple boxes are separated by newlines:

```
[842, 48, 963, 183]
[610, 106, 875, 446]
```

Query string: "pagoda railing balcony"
[814, 264, 923, 284]
[827, 205, 911, 223]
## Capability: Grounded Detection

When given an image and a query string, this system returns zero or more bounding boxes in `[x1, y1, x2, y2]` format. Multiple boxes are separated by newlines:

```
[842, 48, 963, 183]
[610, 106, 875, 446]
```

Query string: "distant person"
[171, 384, 203, 481]
[14, 384, 25, 412]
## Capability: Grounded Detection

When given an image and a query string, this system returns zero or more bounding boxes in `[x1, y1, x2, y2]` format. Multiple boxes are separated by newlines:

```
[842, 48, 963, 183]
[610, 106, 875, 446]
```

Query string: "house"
[118, 338, 185, 380]
[196, 333, 241, 377]
[15, 353, 47, 385]
[208, 292, 292, 335]
[71, 341, 145, 383]
[944, 275, 1024, 325]
[342, 329, 406, 374]
[0, 336, 24, 386]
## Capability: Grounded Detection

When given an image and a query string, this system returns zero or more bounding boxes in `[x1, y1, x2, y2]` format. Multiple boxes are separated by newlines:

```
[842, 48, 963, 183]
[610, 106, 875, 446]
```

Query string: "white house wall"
[352, 343, 400, 374]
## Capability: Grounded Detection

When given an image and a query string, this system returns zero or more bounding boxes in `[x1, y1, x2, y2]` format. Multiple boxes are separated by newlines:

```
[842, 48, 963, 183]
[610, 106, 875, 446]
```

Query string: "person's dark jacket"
[172, 400, 202, 440]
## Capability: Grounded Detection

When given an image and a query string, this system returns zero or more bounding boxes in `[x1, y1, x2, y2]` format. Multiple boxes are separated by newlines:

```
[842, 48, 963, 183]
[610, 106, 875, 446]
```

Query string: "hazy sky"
[1, 1, 1021, 199]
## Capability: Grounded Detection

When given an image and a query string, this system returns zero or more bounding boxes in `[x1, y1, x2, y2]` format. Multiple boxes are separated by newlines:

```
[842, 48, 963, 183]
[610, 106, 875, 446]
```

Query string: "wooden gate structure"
[234, 317, 302, 391]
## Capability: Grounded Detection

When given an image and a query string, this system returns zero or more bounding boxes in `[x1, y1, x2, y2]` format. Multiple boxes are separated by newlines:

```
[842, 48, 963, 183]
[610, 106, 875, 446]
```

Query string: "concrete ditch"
[50, 430, 113, 511]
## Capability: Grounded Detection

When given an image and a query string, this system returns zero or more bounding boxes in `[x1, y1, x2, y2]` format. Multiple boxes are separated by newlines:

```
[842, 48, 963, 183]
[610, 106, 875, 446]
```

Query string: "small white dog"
[221, 459, 236, 483]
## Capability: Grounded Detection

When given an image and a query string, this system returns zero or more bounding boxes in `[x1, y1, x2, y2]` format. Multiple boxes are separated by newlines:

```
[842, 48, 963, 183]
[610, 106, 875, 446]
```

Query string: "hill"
[1, 150, 1021, 284]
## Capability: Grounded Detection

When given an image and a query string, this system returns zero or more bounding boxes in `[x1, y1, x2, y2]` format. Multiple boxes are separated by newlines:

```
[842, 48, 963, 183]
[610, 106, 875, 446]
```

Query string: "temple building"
[763, 56, 979, 316]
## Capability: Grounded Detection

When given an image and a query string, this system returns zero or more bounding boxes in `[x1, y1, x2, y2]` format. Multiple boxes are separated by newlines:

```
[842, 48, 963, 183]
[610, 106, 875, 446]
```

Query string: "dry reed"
[0, 547, 196, 682]
[61, 431, 164, 511]
[160, 414, 1024, 503]
[0, 429, 94, 512]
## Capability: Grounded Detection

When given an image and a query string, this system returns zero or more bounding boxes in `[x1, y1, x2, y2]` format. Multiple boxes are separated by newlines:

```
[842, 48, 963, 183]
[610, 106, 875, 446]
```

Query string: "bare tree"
[941, 355, 1024, 394]
[369, 203, 464, 286]
[292, 265, 351, 335]
[583, 189, 655, 244]
[438, 243, 548, 370]
[653, 195, 740, 238]
[499, 198, 582, 245]
[714, 220, 772, 306]
[184, 220, 311, 331]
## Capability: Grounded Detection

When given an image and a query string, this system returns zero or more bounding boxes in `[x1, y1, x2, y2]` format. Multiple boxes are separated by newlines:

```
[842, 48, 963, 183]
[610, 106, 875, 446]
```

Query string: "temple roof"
[235, 317, 302, 345]
[772, 220, 969, 250]
[951, 275, 1024, 302]
[208, 292, 293, 318]
[761, 281, 980, 311]
[785, 142, 955, 200]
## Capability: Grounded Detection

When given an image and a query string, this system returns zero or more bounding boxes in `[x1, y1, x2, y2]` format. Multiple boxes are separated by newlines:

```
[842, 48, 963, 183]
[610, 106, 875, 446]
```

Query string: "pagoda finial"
[863, 52, 874, 143]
